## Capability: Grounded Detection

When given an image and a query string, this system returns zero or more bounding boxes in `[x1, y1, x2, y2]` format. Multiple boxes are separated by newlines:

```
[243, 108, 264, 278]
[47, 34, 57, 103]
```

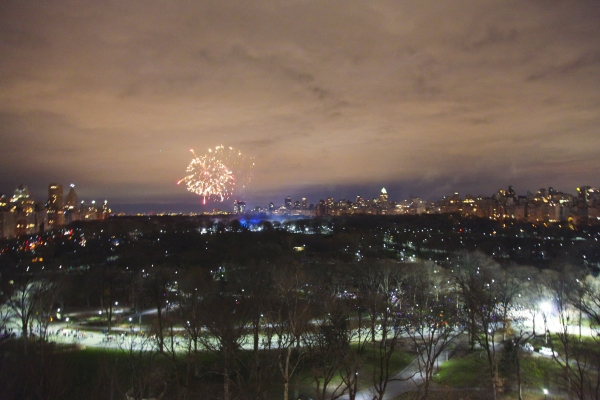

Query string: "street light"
[543, 388, 548, 399]
[539, 301, 551, 313]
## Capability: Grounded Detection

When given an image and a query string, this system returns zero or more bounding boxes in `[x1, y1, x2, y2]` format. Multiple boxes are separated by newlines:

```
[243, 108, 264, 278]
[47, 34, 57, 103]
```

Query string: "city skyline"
[1, 1, 599, 212]
[1, 180, 597, 215]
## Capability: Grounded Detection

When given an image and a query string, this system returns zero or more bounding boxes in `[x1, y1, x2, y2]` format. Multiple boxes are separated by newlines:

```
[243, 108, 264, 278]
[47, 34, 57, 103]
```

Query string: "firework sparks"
[177, 146, 254, 204]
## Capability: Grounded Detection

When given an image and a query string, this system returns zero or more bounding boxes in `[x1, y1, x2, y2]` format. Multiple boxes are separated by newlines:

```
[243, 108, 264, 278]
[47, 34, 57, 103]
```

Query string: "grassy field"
[433, 351, 490, 388]
[431, 347, 565, 399]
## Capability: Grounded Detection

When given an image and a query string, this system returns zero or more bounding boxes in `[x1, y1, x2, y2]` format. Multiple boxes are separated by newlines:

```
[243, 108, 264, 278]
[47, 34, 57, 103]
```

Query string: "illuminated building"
[315, 199, 327, 217]
[65, 184, 78, 210]
[64, 184, 80, 223]
[577, 186, 599, 206]
[11, 184, 35, 213]
[379, 188, 389, 213]
[285, 196, 292, 209]
[233, 200, 246, 214]
[102, 200, 110, 219]
[355, 195, 365, 207]
[379, 187, 388, 203]
[47, 183, 63, 210]
[81, 200, 99, 220]
[47, 183, 65, 228]
[301, 197, 307, 209]
[9, 185, 40, 235]
[0, 211, 16, 239]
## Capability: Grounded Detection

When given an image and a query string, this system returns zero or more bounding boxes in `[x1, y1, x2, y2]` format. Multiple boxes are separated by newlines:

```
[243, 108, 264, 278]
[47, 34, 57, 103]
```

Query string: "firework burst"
[178, 146, 254, 204]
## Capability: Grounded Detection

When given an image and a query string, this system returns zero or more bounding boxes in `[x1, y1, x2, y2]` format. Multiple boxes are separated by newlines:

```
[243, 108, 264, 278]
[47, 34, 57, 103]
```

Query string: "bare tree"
[114, 334, 167, 400]
[338, 264, 372, 400]
[238, 261, 275, 398]
[576, 273, 600, 332]
[303, 290, 351, 400]
[500, 292, 535, 400]
[264, 263, 312, 400]
[453, 251, 503, 400]
[7, 274, 48, 350]
[544, 264, 600, 400]
[143, 266, 175, 352]
[178, 270, 209, 392]
[400, 265, 462, 399]
[198, 289, 251, 400]
[99, 265, 121, 333]
[494, 266, 521, 341]
[33, 276, 64, 342]
[356, 260, 407, 400]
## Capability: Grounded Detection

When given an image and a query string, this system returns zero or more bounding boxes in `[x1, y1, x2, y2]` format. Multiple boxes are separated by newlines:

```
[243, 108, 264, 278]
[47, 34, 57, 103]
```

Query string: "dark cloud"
[527, 51, 600, 81]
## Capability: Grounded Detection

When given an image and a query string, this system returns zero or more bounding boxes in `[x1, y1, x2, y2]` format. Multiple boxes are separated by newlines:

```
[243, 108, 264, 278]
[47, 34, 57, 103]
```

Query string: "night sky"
[1, 1, 599, 213]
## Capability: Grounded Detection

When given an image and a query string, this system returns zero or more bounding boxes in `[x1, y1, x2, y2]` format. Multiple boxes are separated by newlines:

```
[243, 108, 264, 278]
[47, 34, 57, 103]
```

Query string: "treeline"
[1, 250, 600, 399]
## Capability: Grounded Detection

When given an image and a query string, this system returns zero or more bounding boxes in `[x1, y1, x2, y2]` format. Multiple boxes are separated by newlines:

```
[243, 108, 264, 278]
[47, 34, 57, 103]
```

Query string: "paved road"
[341, 349, 450, 400]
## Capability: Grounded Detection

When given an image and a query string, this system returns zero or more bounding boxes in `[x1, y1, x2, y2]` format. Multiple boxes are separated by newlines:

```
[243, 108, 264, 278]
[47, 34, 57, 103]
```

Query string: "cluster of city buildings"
[241, 186, 600, 227]
[0, 183, 110, 239]
[2, 183, 599, 239]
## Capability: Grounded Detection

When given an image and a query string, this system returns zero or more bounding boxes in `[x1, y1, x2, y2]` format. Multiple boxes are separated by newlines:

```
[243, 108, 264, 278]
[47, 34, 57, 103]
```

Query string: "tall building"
[285, 196, 292, 209]
[48, 183, 63, 210]
[0, 211, 15, 239]
[65, 184, 78, 210]
[63, 184, 81, 224]
[379, 188, 389, 210]
[11, 184, 35, 213]
[577, 186, 597, 205]
[47, 183, 64, 228]
[81, 200, 99, 220]
[102, 200, 110, 219]
[301, 198, 307, 209]
[9, 185, 40, 235]
[233, 200, 246, 214]
[316, 200, 327, 217]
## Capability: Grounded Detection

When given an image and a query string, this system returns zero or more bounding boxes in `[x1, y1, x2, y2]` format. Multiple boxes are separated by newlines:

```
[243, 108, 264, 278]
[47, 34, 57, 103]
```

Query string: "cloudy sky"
[1, 0, 599, 212]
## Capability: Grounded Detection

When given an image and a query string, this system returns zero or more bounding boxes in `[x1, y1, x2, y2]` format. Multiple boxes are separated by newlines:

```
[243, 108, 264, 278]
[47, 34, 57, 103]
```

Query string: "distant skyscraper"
[316, 200, 327, 216]
[379, 188, 389, 205]
[301, 198, 307, 209]
[577, 186, 593, 204]
[12, 184, 30, 203]
[102, 200, 110, 218]
[233, 200, 246, 214]
[65, 184, 78, 210]
[47, 183, 63, 211]
[47, 183, 64, 228]
[11, 184, 34, 213]
[285, 196, 292, 209]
